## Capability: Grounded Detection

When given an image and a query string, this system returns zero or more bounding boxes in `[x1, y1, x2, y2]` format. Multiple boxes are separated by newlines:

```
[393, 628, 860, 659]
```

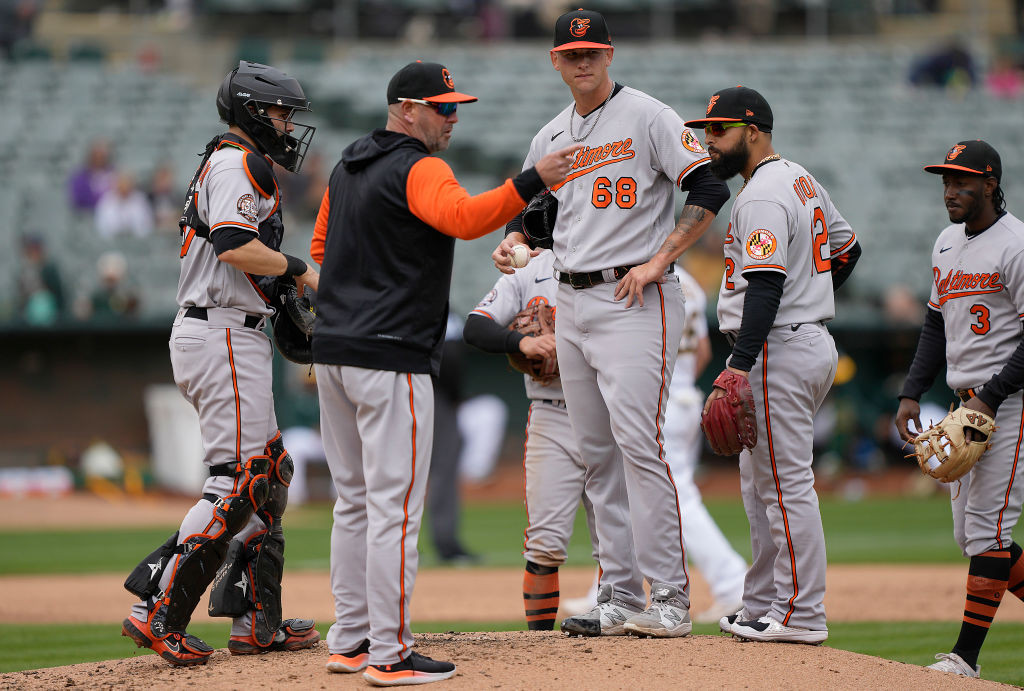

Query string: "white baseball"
[510, 244, 530, 269]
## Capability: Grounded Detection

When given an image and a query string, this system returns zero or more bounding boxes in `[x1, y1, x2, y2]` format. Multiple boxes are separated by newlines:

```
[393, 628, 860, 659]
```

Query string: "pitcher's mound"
[1, 631, 1010, 689]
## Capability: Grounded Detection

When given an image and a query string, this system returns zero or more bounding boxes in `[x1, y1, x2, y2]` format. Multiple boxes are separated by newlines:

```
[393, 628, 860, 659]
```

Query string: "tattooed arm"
[613, 204, 719, 308]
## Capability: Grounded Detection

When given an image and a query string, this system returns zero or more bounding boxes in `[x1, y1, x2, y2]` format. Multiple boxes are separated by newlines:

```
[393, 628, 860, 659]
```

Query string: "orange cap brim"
[551, 41, 613, 52]
[425, 91, 478, 103]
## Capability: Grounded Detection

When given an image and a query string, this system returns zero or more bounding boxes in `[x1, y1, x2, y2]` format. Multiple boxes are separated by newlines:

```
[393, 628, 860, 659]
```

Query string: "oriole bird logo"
[569, 18, 590, 37]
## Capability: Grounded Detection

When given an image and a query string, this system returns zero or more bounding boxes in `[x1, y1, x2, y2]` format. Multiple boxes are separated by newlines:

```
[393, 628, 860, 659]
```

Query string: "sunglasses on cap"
[704, 122, 748, 136]
[398, 98, 457, 116]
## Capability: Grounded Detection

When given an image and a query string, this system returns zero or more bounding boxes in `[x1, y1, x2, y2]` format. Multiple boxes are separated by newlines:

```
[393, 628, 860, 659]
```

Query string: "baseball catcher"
[701, 370, 757, 456]
[911, 406, 996, 483]
[505, 303, 558, 384]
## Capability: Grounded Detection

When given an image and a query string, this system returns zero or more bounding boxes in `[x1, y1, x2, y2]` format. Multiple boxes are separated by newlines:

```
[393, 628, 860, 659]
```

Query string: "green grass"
[0, 495, 967, 575]
[2, 622, 1023, 686]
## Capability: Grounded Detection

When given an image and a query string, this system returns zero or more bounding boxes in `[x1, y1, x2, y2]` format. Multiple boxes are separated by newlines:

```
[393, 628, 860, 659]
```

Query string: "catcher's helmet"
[216, 61, 315, 173]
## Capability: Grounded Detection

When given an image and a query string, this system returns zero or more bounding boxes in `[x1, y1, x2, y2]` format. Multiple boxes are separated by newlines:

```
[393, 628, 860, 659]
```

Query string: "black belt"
[185, 306, 262, 329]
[955, 387, 979, 403]
[539, 399, 566, 408]
[556, 263, 674, 290]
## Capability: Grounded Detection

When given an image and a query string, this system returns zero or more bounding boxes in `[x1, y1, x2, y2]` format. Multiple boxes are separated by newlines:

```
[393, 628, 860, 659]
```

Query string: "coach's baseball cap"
[684, 86, 773, 133]
[552, 9, 613, 52]
[386, 61, 477, 105]
[923, 140, 1001, 181]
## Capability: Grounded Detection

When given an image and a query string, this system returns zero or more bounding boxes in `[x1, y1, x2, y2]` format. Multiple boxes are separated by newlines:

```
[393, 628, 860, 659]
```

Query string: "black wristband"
[283, 254, 307, 277]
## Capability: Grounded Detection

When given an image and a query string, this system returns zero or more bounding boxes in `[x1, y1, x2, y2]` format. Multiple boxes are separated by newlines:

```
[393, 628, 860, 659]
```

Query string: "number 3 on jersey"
[970, 304, 991, 334]
[592, 177, 637, 209]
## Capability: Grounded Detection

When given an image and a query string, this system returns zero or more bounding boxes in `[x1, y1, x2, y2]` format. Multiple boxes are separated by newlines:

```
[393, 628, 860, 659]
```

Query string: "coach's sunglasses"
[704, 122, 748, 136]
[398, 98, 458, 116]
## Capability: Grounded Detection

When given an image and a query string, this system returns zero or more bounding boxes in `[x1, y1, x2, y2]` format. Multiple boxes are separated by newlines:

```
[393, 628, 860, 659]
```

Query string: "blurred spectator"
[68, 139, 116, 212]
[147, 164, 181, 233]
[883, 283, 925, 326]
[17, 234, 65, 325]
[95, 172, 155, 239]
[986, 54, 1024, 100]
[279, 152, 327, 221]
[0, 0, 40, 58]
[909, 40, 977, 90]
[77, 252, 140, 321]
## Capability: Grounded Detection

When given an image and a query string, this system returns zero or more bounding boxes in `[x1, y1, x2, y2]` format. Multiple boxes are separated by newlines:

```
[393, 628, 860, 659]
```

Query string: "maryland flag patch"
[745, 229, 777, 260]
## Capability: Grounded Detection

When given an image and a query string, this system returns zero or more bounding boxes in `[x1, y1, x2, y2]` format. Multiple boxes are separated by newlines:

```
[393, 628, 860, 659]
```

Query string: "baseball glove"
[521, 189, 557, 249]
[506, 303, 558, 384]
[700, 370, 757, 456]
[911, 406, 995, 483]
[270, 281, 316, 364]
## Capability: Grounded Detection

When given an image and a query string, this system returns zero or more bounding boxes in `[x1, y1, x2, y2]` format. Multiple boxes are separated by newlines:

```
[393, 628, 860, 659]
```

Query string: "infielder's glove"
[521, 189, 557, 249]
[701, 370, 757, 455]
[911, 406, 995, 483]
[506, 303, 558, 384]
[270, 281, 316, 364]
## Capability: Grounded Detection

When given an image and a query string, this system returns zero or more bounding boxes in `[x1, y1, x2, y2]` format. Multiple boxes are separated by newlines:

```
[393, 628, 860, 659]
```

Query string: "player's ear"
[605, 47, 614, 64]
[550, 50, 559, 71]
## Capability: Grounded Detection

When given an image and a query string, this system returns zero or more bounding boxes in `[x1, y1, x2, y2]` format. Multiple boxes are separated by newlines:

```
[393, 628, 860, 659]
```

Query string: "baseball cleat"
[927, 652, 980, 678]
[121, 615, 213, 667]
[731, 615, 827, 644]
[363, 651, 455, 686]
[559, 584, 642, 637]
[623, 583, 692, 638]
[228, 618, 320, 655]
[718, 609, 748, 635]
[327, 639, 371, 673]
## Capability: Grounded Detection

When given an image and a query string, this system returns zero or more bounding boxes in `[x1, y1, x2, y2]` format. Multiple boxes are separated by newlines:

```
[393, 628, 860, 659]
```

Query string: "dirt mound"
[0, 632, 1007, 690]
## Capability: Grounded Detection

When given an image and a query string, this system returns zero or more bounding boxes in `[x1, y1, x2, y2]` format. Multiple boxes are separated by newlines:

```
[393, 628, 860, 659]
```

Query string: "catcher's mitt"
[270, 281, 316, 364]
[912, 406, 995, 483]
[506, 303, 558, 384]
[701, 370, 757, 456]
[521, 189, 557, 249]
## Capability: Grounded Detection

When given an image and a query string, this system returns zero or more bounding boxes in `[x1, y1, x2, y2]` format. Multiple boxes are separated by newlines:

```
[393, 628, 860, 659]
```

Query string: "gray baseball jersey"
[717, 159, 855, 334]
[177, 142, 278, 317]
[524, 86, 711, 273]
[719, 157, 851, 632]
[522, 85, 704, 609]
[471, 250, 563, 401]
[926, 212, 1024, 557]
[928, 212, 1024, 390]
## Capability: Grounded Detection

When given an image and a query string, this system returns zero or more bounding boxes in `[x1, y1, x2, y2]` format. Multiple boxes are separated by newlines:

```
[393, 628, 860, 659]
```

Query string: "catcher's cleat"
[228, 618, 319, 655]
[327, 639, 371, 673]
[121, 615, 213, 667]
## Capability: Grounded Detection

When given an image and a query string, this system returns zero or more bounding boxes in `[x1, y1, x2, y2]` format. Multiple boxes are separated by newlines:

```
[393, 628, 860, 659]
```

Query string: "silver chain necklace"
[569, 86, 614, 143]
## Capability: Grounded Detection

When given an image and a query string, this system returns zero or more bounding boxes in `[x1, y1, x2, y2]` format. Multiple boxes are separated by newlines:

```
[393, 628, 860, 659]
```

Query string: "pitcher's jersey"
[675, 267, 708, 389]
[717, 159, 856, 333]
[927, 212, 1024, 389]
[522, 86, 710, 273]
[176, 145, 280, 316]
[470, 251, 563, 400]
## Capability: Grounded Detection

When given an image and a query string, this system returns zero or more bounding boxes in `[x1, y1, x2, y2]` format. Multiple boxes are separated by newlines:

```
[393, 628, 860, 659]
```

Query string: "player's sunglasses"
[704, 122, 748, 136]
[397, 98, 458, 116]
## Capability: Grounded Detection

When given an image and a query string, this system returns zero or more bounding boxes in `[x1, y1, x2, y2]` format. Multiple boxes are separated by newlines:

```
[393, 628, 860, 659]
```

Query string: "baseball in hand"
[510, 244, 530, 269]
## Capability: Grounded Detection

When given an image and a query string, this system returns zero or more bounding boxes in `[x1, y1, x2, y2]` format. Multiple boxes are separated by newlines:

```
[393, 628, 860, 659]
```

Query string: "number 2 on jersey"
[812, 207, 830, 274]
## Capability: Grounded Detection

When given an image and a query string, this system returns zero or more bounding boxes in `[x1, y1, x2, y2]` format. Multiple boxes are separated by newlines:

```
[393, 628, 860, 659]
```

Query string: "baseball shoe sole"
[327, 639, 371, 673]
[121, 616, 213, 667]
[363, 651, 455, 686]
[731, 616, 827, 644]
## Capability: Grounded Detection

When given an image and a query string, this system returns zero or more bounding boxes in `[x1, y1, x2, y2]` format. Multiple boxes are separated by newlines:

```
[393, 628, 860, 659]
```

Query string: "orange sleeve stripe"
[830, 235, 857, 256]
[211, 221, 258, 232]
[311, 187, 330, 265]
[470, 309, 495, 319]
[741, 264, 787, 273]
[406, 157, 527, 240]
[676, 157, 711, 187]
